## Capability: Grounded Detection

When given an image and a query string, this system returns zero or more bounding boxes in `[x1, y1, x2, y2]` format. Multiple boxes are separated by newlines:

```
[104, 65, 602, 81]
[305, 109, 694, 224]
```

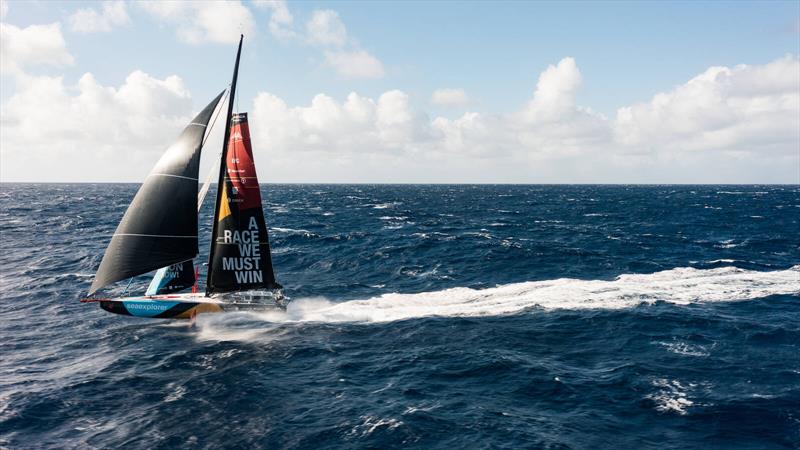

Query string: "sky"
[1, 0, 798, 183]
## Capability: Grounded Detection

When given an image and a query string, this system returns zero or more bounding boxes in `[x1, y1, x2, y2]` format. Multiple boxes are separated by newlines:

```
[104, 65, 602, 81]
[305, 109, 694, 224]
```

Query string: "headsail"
[89, 91, 225, 295]
[145, 260, 195, 295]
[206, 113, 280, 293]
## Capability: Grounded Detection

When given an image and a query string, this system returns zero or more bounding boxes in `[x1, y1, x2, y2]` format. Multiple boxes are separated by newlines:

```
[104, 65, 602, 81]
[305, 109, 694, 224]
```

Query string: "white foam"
[348, 416, 403, 436]
[272, 227, 312, 234]
[211, 266, 800, 328]
[647, 379, 695, 415]
[656, 341, 711, 357]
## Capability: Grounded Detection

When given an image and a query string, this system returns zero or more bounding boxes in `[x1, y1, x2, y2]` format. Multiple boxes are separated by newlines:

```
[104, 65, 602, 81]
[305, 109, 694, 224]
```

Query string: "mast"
[206, 34, 243, 295]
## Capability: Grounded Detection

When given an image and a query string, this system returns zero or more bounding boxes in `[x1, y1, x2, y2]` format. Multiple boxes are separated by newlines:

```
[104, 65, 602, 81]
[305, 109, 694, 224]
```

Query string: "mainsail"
[89, 92, 225, 295]
[206, 113, 280, 293]
[145, 156, 222, 296]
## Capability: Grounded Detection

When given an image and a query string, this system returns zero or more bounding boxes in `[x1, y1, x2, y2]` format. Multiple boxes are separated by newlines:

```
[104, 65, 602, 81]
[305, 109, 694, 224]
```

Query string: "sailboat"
[82, 35, 285, 319]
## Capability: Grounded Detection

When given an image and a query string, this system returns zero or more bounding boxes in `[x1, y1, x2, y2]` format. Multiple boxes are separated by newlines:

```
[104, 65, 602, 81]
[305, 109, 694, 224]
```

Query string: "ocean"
[0, 184, 798, 449]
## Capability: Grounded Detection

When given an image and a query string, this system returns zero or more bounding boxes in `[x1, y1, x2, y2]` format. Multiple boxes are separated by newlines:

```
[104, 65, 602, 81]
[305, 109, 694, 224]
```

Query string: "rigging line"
[198, 156, 219, 206]
[201, 86, 230, 149]
[198, 88, 229, 207]
[197, 87, 229, 210]
[121, 277, 134, 297]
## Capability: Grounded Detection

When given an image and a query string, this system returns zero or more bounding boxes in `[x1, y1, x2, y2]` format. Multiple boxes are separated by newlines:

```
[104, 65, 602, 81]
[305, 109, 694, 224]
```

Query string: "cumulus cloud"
[431, 88, 470, 107]
[250, 89, 429, 157]
[615, 55, 800, 156]
[137, 0, 254, 44]
[253, 0, 294, 39]
[0, 70, 199, 181]
[513, 57, 610, 157]
[68, 1, 129, 33]
[0, 22, 74, 74]
[248, 58, 603, 159]
[244, 55, 798, 182]
[324, 50, 385, 79]
[2, 46, 797, 182]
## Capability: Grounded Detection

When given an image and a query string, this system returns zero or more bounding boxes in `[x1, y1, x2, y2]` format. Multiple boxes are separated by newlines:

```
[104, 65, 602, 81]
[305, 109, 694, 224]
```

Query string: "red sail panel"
[207, 113, 280, 293]
[227, 114, 262, 210]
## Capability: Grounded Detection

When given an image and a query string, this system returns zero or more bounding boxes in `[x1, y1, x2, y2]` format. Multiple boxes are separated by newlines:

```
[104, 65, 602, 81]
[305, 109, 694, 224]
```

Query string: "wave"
[198, 266, 800, 336]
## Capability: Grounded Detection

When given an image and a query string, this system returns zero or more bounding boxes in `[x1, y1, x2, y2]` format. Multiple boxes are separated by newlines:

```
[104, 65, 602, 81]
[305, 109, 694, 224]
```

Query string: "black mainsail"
[89, 91, 225, 295]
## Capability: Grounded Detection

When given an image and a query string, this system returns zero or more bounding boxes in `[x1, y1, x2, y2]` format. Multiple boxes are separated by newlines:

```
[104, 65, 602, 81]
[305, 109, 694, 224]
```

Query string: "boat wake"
[196, 265, 800, 340]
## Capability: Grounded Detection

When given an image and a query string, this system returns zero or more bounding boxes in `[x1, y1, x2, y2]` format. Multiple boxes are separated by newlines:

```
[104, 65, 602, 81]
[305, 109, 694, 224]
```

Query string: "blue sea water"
[0, 183, 798, 449]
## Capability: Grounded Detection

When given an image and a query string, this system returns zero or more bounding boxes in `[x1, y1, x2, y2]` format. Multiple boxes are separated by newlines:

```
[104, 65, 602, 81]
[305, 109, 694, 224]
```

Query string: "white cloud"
[68, 1, 130, 33]
[301, 8, 386, 79]
[513, 57, 610, 157]
[522, 57, 583, 120]
[2, 51, 796, 183]
[614, 55, 800, 156]
[0, 70, 197, 181]
[250, 89, 429, 157]
[253, 0, 295, 39]
[432, 88, 470, 107]
[137, 0, 254, 44]
[306, 9, 347, 47]
[245, 55, 798, 182]
[324, 50, 386, 79]
[0, 22, 74, 74]
[1, 1, 8, 20]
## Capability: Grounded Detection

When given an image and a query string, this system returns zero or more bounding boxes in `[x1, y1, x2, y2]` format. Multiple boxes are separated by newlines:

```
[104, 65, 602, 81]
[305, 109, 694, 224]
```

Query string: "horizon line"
[1, 181, 798, 186]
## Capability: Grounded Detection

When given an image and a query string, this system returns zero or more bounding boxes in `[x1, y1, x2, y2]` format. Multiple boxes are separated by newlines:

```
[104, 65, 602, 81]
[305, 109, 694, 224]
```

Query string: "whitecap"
[647, 379, 694, 415]
[656, 341, 711, 357]
[349, 416, 403, 436]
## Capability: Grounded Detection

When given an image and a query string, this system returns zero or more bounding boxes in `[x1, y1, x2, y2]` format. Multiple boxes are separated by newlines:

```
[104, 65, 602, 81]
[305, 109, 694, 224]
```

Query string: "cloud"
[248, 58, 599, 159]
[0, 22, 74, 74]
[0, 70, 197, 181]
[250, 89, 429, 157]
[513, 57, 610, 157]
[522, 57, 583, 120]
[1, 1, 8, 20]
[137, 0, 254, 44]
[305, 9, 347, 47]
[68, 1, 130, 33]
[244, 55, 798, 182]
[299, 8, 385, 79]
[2, 50, 796, 183]
[253, 0, 294, 39]
[614, 55, 800, 156]
[324, 50, 386, 79]
[432, 88, 470, 107]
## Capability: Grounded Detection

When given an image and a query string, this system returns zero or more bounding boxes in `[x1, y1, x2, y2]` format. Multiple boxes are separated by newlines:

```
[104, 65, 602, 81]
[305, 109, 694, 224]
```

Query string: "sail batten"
[89, 91, 225, 295]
